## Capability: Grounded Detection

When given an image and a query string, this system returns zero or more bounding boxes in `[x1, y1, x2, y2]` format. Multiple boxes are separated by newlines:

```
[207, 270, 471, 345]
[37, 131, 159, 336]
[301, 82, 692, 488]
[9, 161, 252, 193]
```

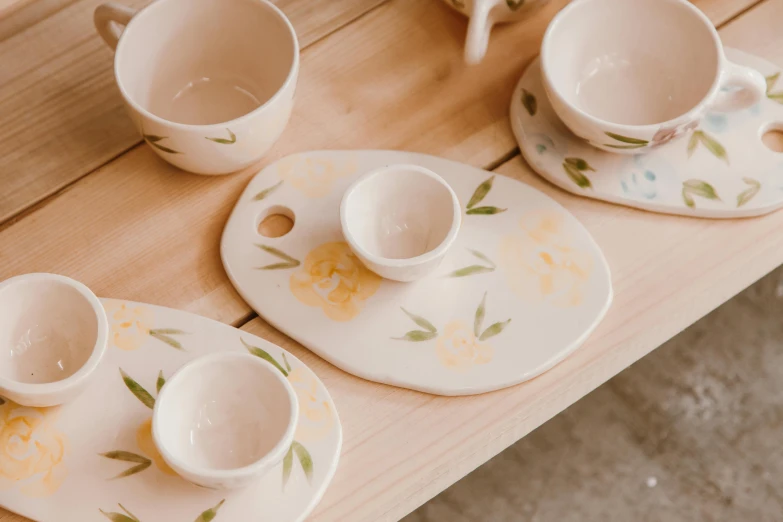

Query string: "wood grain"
[0, 0, 387, 223]
[0, 0, 776, 520]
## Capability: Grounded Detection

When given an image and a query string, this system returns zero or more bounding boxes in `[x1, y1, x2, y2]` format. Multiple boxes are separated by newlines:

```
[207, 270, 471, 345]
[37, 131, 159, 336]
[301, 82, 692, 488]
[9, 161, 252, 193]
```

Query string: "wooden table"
[1, 0, 781, 520]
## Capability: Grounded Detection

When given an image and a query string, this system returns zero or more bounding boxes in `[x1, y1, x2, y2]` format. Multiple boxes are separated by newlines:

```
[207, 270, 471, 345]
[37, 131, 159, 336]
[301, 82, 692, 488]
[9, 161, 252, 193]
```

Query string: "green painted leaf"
[474, 292, 487, 337]
[292, 441, 314, 484]
[479, 319, 511, 341]
[605, 132, 649, 145]
[194, 499, 225, 522]
[112, 461, 151, 479]
[682, 187, 695, 208]
[697, 131, 728, 163]
[149, 328, 185, 334]
[468, 249, 495, 267]
[766, 72, 780, 94]
[564, 157, 595, 172]
[737, 178, 761, 207]
[466, 206, 507, 215]
[282, 352, 292, 372]
[258, 262, 299, 270]
[99, 451, 150, 464]
[536, 144, 547, 154]
[768, 93, 783, 104]
[156, 370, 165, 394]
[241, 338, 288, 376]
[521, 88, 537, 116]
[100, 505, 139, 522]
[467, 176, 495, 209]
[206, 128, 236, 144]
[563, 163, 592, 189]
[683, 180, 720, 200]
[252, 181, 283, 201]
[120, 369, 155, 409]
[149, 330, 184, 350]
[143, 134, 165, 143]
[447, 265, 494, 278]
[146, 139, 181, 154]
[256, 244, 300, 269]
[687, 131, 700, 157]
[604, 143, 647, 150]
[401, 308, 437, 333]
[393, 330, 438, 342]
[282, 444, 294, 487]
[506, 0, 525, 10]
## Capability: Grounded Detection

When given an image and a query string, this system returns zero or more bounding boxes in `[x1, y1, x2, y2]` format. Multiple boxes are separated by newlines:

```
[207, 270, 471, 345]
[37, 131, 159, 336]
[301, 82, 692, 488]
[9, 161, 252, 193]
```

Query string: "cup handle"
[464, 0, 502, 65]
[94, 3, 137, 51]
[709, 60, 767, 113]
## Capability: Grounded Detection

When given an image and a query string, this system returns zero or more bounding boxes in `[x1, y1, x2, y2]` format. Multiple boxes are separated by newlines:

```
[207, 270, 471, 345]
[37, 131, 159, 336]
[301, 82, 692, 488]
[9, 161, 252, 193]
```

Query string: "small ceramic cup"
[152, 352, 298, 490]
[541, 0, 767, 154]
[340, 164, 461, 282]
[94, 0, 298, 174]
[0, 273, 108, 407]
[442, 0, 550, 64]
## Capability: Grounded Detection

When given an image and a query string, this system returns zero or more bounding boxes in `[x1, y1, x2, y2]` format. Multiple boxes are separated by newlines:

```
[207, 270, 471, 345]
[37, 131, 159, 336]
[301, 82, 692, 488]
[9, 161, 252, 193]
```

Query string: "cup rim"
[339, 164, 462, 270]
[540, 0, 724, 132]
[113, 0, 300, 131]
[0, 273, 109, 400]
[152, 351, 299, 482]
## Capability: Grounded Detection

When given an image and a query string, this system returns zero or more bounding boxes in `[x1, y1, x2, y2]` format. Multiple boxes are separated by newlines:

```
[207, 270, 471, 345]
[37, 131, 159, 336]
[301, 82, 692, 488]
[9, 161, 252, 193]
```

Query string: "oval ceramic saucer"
[222, 150, 613, 396]
[511, 48, 783, 218]
[0, 300, 341, 522]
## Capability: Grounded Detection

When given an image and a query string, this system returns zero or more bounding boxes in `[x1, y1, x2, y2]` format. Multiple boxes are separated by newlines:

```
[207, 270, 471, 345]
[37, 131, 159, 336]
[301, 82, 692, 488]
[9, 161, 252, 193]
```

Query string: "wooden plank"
[0, 0, 752, 321]
[0, 0, 387, 223]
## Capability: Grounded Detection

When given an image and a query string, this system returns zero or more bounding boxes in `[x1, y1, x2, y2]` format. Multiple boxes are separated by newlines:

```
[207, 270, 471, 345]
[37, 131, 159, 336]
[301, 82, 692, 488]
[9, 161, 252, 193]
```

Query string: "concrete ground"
[405, 266, 783, 522]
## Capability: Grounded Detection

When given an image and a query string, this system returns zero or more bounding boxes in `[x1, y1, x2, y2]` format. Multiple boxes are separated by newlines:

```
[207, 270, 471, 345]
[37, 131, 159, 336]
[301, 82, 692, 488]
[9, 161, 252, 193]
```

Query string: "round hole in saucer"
[761, 123, 783, 153]
[257, 205, 295, 238]
[0, 277, 98, 384]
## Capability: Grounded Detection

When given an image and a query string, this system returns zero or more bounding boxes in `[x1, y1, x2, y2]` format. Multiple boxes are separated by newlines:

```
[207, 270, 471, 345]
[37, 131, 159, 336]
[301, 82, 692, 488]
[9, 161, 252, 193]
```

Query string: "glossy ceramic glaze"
[512, 49, 783, 218]
[0, 299, 341, 522]
[221, 151, 613, 395]
[442, 0, 549, 64]
[340, 164, 461, 282]
[0, 274, 108, 407]
[153, 352, 298, 490]
[94, 0, 298, 174]
[541, 0, 766, 154]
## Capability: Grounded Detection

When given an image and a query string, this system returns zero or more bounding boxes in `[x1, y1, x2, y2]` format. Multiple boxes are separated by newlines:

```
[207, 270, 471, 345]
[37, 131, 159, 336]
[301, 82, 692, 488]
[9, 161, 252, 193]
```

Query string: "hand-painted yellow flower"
[499, 210, 593, 307]
[290, 242, 381, 321]
[288, 367, 334, 443]
[0, 402, 67, 497]
[136, 418, 175, 475]
[277, 155, 357, 199]
[104, 300, 153, 351]
[436, 320, 493, 371]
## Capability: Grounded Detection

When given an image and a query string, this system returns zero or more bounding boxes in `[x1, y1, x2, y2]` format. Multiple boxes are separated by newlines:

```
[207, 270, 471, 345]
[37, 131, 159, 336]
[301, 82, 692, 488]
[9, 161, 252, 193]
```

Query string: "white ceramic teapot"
[443, 0, 550, 64]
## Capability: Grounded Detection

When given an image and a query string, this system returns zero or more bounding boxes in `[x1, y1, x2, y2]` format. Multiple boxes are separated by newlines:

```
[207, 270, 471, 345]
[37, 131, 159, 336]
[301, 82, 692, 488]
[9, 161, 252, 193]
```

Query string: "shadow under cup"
[116, 0, 296, 126]
[543, 0, 720, 126]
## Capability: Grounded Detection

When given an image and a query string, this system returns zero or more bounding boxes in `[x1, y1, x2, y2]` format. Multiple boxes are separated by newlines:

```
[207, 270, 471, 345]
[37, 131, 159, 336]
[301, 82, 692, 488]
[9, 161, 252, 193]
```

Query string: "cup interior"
[155, 354, 294, 471]
[116, 0, 296, 126]
[0, 278, 98, 385]
[543, 0, 720, 125]
[343, 166, 458, 261]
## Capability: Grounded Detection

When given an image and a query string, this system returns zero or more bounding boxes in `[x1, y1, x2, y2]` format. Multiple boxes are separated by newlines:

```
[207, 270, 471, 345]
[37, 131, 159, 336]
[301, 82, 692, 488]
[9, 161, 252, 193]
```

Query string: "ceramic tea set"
[2, 0, 781, 519]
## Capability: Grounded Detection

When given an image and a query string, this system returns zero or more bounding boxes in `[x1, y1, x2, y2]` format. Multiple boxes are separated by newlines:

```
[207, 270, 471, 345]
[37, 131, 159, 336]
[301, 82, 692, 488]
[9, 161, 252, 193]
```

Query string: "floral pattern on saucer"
[511, 49, 783, 218]
[0, 300, 342, 522]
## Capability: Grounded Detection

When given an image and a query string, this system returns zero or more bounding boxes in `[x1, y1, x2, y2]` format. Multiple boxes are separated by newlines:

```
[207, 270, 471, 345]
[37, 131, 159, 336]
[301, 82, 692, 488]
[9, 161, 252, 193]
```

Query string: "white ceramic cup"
[94, 0, 299, 174]
[0, 273, 108, 407]
[541, 0, 767, 154]
[152, 352, 298, 490]
[340, 164, 462, 282]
